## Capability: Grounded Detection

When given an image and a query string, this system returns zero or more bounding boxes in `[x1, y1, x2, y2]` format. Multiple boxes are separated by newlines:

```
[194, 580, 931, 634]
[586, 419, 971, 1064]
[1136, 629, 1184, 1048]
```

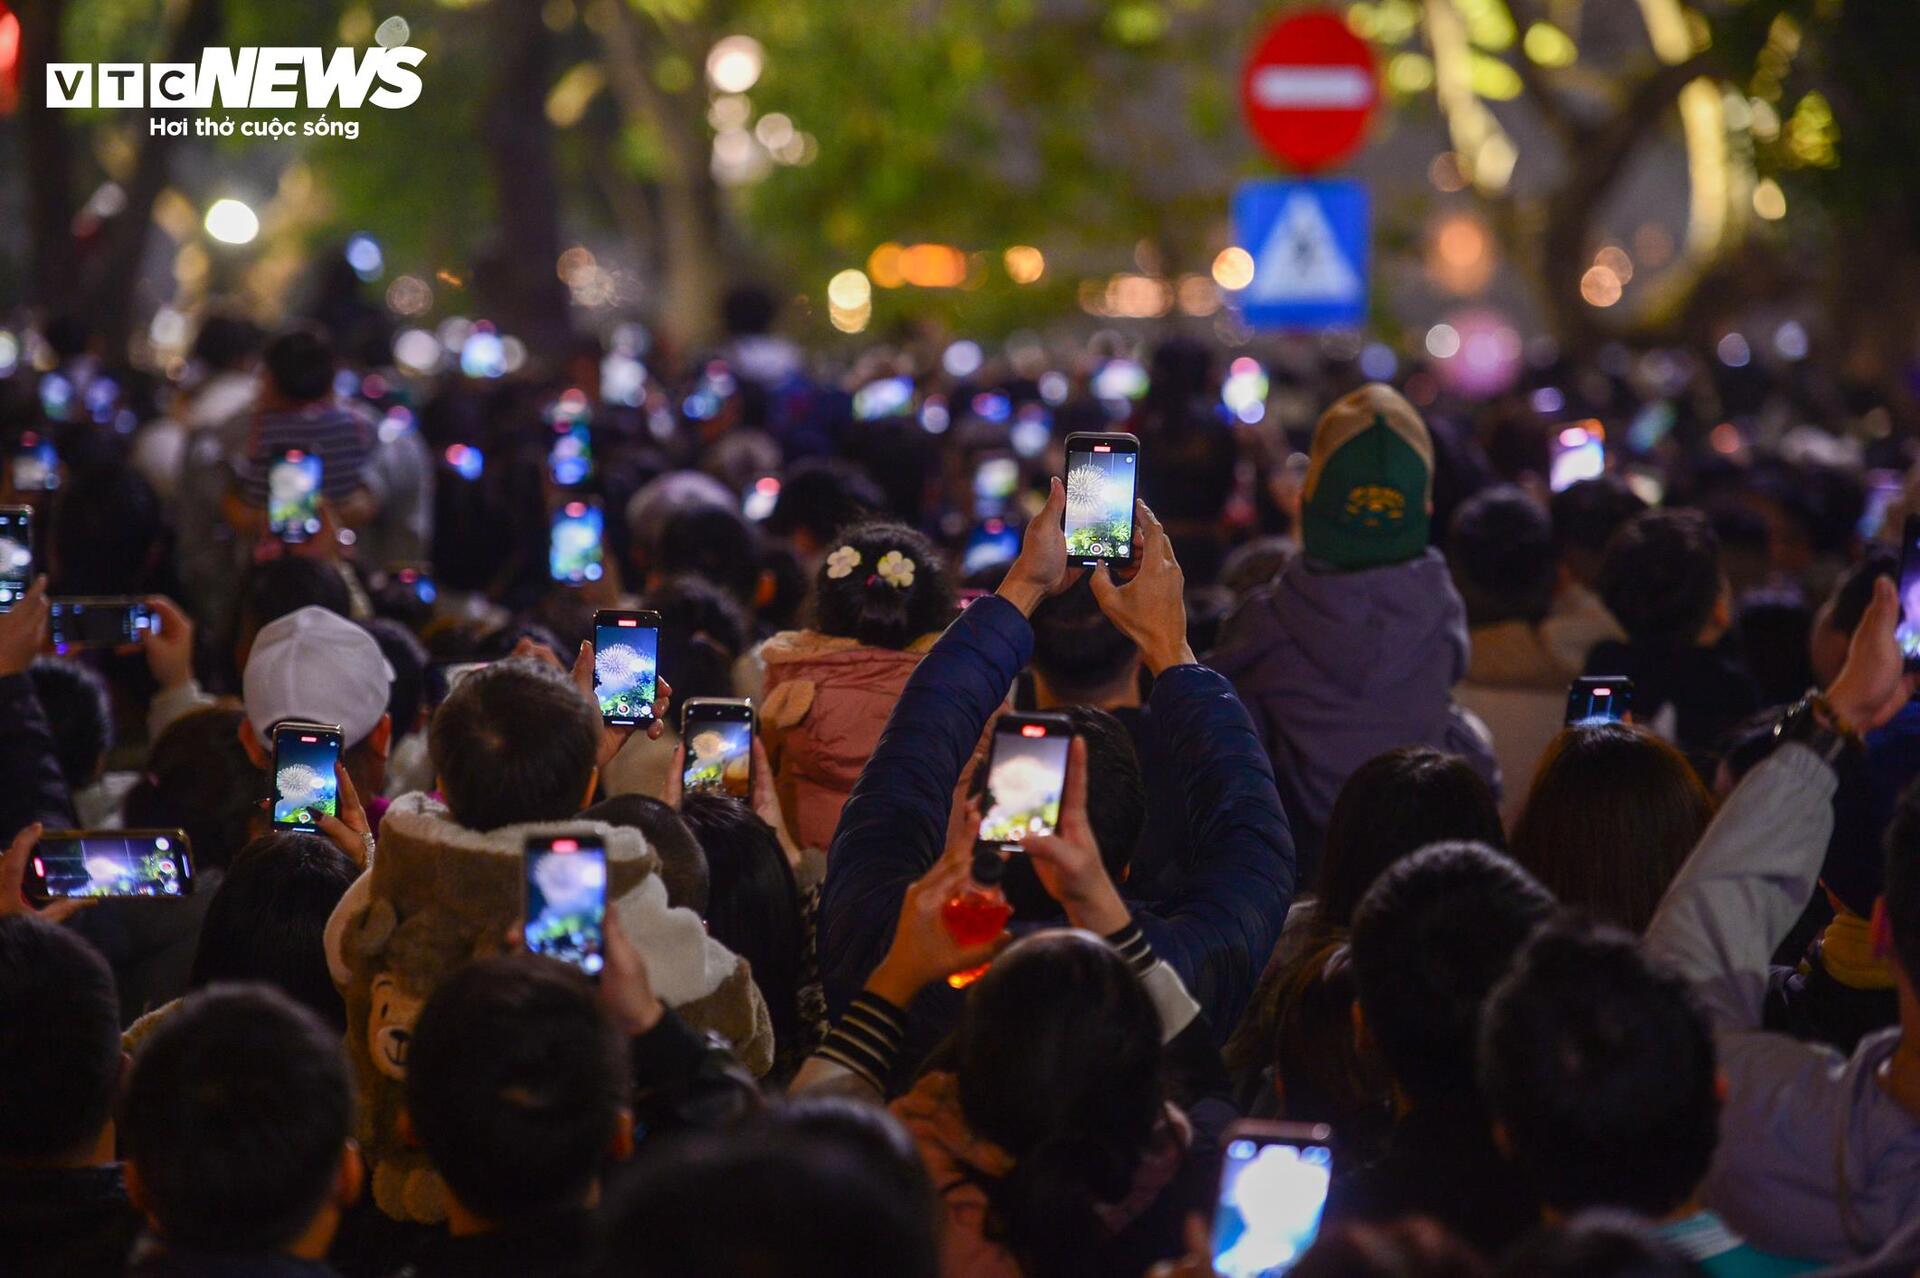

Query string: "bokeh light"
[1580, 265, 1623, 307]
[1003, 245, 1045, 285]
[827, 269, 871, 310]
[1211, 247, 1254, 291]
[706, 35, 764, 94]
[204, 198, 259, 245]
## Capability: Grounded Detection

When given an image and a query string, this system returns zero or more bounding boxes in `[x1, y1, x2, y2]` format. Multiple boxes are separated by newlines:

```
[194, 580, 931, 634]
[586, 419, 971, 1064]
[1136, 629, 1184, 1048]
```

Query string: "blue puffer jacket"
[819, 594, 1296, 1044]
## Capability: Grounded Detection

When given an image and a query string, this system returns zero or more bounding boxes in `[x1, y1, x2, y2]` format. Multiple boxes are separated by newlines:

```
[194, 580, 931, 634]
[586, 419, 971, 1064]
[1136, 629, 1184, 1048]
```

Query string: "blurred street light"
[204, 199, 259, 245]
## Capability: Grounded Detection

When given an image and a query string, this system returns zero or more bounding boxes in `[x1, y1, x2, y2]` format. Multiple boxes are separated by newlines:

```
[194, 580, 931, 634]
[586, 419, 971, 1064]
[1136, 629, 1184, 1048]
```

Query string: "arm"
[0, 579, 76, 840]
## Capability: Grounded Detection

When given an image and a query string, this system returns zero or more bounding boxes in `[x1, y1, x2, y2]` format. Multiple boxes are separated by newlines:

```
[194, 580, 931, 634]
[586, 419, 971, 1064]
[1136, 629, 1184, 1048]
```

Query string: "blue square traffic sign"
[1230, 178, 1370, 330]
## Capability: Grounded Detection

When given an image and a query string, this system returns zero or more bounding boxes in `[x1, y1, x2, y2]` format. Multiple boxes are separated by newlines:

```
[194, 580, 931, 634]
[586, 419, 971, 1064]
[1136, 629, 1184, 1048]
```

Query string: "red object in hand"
[942, 852, 1011, 989]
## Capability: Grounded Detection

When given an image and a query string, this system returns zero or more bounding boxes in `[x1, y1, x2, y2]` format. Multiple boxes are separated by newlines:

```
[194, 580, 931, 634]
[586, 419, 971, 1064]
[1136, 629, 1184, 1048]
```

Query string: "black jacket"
[392, 1209, 595, 1278]
[0, 670, 77, 843]
[0, 1162, 142, 1278]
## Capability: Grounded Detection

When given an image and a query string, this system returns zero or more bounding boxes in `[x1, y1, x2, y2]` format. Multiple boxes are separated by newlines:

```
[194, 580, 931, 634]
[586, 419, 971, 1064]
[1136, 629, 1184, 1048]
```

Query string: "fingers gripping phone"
[682, 698, 753, 798]
[1211, 1121, 1336, 1278]
[268, 449, 324, 544]
[1897, 515, 1920, 671]
[977, 712, 1071, 852]
[25, 830, 195, 900]
[271, 721, 343, 832]
[1062, 432, 1140, 567]
[49, 597, 159, 653]
[0, 505, 32, 613]
[594, 609, 660, 727]
[1566, 676, 1632, 725]
[524, 834, 608, 978]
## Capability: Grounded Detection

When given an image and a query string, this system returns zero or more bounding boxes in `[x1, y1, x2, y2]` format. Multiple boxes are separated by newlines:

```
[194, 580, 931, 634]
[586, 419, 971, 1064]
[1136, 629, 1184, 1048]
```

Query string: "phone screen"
[547, 404, 594, 487]
[1063, 438, 1138, 562]
[1549, 422, 1605, 493]
[980, 718, 1070, 848]
[1899, 516, 1920, 668]
[962, 519, 1022, 577]
[1566, 678, 1631, 725]
[28, 831, 193, 900]
[525, 835, 608, 977]
[683, 707, 752, 798]
[973, 455, 1020, 519]
[1211, 1133, 1335, 1278]
[595, 612, 659, 726]
[0, 506, 30, 612]
[854, 376, 914, 422]
[272, 726, 343, 831]
[50, 598, 157, 653]
[12, 432, 59, 492]
[550, 500, 605, 584]
[268, 450, 324, 543]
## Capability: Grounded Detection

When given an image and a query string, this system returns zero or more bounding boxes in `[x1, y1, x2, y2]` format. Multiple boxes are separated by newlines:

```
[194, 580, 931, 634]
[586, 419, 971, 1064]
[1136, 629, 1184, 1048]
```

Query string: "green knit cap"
[1300, 383, 1434, 571]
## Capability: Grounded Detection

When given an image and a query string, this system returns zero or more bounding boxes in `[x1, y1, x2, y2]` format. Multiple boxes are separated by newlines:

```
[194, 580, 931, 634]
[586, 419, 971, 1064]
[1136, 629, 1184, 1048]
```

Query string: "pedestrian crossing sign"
[1230, 178, 1369, 330]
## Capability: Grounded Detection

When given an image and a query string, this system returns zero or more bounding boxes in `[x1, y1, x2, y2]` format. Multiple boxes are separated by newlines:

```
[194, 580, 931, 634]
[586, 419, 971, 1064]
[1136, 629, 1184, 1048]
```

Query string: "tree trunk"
[16, 0, 78, 312]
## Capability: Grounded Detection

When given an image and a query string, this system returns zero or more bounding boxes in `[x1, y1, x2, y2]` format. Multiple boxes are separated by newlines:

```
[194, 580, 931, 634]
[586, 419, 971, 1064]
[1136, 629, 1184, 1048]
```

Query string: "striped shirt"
[238, 404, 374, 507]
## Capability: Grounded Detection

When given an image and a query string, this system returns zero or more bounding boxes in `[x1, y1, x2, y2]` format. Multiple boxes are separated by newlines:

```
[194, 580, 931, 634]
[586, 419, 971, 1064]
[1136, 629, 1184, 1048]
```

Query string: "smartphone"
[978, 712, 1072, 851]
[12, 431, 60, 492]
[0, 505, 30, 612]
[682, 698, 753, 798]
[962, 518, 1022, 577]
[547, 401, 594, 488]
[594, 608, 660, 727]
[1566, 676, 1632, 725]
[266, 449, 324, 543]
[1062, 432, 1140, 566]
[549, 499, 606, 584]
[1898, 516, 1920, 671]
[1548, 421, 1605, 493]
[49, 597, 158, 653]
[854, 376, 915, 422]
[25, 830, 194, 901]
[972, 454, 1020, 519]
[524, 834, 608, 978]
[271, 721, 343, 832]
[389, 564, 436, 606]
[1210, 1121, 1335, 1278]
[1861, 469, 1902, 542]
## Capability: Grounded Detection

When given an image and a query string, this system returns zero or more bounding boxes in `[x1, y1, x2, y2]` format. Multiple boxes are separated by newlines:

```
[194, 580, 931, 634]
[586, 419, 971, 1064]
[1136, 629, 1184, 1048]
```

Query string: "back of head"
[190, 313, 265, 372]
[121, 984, 350, 1254]
[1480, 920, 1717, 1217]
[1509, 723, 1712, 934]
[0, 914, 121, 1161]
[1549, 477, 1645, 586]
[1029, 575, 1138, 702]
[362, 617, 429, 741]
[429, 657, 599, 831]
[580, 794, 709, 913]
[1301, 383, 1434, 572]
[657, 504, 764, 603]
[1447, 485, 1557, 627]
[678, 793, 802, 1041]
[764, 457, 886, 546]
[121, 706, 259, 872]
[1879, 778, 1920, 992]
[1319, 748, 1505, 927]
[188, 833, 358, 1030]
[262, 324, 336, 404]
[1597, 508, 1722, 645]
[646, 574, 750, 702]
[812, 521, 955, 650]
[405, 955, 625, 1223]
[28, 656, 113, 790]
[1498, 1211, 1697, 1278]
[1293, 1219, 1491, 1278]
[1349, 841, 1554, 1112]
[51, 460, 164, 594]
[241, 559, 353, 641]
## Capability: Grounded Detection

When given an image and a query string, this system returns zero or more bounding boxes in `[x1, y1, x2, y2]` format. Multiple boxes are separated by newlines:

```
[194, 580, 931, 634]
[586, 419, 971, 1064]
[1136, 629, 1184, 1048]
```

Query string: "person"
[362, 617, 433, 804]
[1211, 384, 1499, 882]
[1447, 486, 1577, 821]
[1332, 840, 1556, 1254]
[27, 655, 137, 828]
[578, 793, 710, 913]
[1481, 920, 1817, 1276]
[1644, 574, 1920, 1262]
[761, 457, 887, 572]
[132, 312, 263, 505]
[226, 325, 376, 539]
[1584, 508, 1761, 769]
[232, 557, 356, 675]
[1545, 476, 1640, 669]
[1498, 1212, 1699, 1278]
[653, 504, 766, 609]
[758, 521, 954, 854]
[1289, 1220, 1490, 1278]
[0, 912, 144, 1278]
[48, 459, 169, 596]
[119, 705, 259, 875]
[0, 577, 75, 841]
[120, 985, 361, 1276]
[1508, 722, 1713, 934]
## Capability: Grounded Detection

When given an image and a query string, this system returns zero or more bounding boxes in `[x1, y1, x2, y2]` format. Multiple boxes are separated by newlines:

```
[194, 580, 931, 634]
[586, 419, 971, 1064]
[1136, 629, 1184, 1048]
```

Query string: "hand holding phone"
[1896, 516, 1920, 671]
[23, 830, 195, 901]
[271, 722, 344, 832]
[0, 505, 31, 613]
[1211, 1121, 1335, 1278]
[593, 610, 660, 727]
[681, 699, 753, 798]
[49, 597, 159, 654]
[524, 835, 608, 977]
[1062, 432, 1140, 566]
[977, 713, 1071, 850]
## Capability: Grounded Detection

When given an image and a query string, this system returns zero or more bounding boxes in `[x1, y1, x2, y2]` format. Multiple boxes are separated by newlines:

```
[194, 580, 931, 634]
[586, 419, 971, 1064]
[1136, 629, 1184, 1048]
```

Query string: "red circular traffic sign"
[1240, 9, 1380, 172]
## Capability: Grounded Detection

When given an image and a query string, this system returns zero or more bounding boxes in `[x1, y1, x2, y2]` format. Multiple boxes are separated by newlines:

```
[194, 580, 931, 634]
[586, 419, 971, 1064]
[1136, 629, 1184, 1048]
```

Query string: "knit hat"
[1300, 383, 1435, 571]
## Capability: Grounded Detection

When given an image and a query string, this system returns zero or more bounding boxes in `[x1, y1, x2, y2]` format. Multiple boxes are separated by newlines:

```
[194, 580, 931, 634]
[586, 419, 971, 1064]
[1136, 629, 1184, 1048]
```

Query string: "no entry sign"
[1240, 8, 1380, 172]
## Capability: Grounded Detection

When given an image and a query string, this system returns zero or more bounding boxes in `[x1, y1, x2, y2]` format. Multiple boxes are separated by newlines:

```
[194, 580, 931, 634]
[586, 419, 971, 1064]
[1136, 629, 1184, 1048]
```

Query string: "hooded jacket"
[1209, 548, 1499, 878]
[1455, 619, 1576, 824]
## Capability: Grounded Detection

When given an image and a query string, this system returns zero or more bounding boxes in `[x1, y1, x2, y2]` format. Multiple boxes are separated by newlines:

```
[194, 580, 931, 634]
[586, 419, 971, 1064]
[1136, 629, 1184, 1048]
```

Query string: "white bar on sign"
[1250, 66, 1373, 109]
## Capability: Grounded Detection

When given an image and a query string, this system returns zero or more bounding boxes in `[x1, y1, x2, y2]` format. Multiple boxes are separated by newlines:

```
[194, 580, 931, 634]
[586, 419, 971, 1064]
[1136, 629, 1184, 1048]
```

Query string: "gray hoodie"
[1647, 743, 1920, 1262]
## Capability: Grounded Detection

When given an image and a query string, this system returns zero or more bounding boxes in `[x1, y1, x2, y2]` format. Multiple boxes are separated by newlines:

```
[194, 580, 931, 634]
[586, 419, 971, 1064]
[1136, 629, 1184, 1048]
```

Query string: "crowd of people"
[5, 283, 1920, 1278]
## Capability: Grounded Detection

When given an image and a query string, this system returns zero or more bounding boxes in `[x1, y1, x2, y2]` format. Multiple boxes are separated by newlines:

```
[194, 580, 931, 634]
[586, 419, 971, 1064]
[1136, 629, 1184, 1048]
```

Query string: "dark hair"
[1880, 777, 1920, 990]
[187, 833, 357, 1030]
[758, 540, 810, 632]
[362, 618, 429, 740]
[1826, 546, 1899, 638]
[240, 558, 353, 638]
[658, 505, 765, 604]
[957, 932, 1168, 1278]
[812, 521, 955, 650]
[721, 284, 779, 337]
[1447, 485, 1558, 627]
[27, 657, 113, 788]
[771, 1095, 934, 1208]
[1480, 920, 1718, 1216]
[646, 574, 750, 703]
[262, 324, 336, 403]
[1597, 509, 1723, 644]
[1319, 748, 1506, 927]
[0, 914, 121, 1159]
[121, 985, 351, 1254]
[1496, 1211, 1697, 1278]
[50, 461, 164, 595]
[1509, 723, 1712, 934]
[405, 956, 626, 1223]
[1349, 841, 1554, 1112]
[580, 794, 709, 913]
[121, 707, 259, 872]
[678, 793, 805, 1051]
[1029, 575, 1138, 700]
[429, 658, 600, 832]
[764, 458, 886, 544]
[1549, 476, 1645, 583]
[1293, 1219, 1491, 1278]
[190, 313, 265, 372]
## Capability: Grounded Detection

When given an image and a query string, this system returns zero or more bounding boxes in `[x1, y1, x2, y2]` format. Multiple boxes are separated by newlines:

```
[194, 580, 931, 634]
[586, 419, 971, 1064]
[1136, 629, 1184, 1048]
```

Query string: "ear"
[581, 766, 600, 812]
[369, 714, 393, 761]
[240, 721, 270, 770]
[1714, 1070, 1730, 1104]
[608, 1109, 635, 1163]
[1872, 895, 1894, 960]
[1350, 998, 1373, 1057]
[753, 570, 777, 612]
[336, 1141, 366, 1208]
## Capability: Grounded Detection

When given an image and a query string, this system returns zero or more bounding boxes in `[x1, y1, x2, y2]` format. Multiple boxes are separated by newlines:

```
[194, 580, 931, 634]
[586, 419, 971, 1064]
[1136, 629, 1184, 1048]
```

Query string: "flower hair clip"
[875, 550, 916, 589]
[825, 545, 862, 579]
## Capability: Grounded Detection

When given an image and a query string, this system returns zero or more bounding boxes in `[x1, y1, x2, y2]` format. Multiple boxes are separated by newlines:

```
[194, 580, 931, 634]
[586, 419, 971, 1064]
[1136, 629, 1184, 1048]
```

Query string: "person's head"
[430, 657, 601, 832]
[656, 504, 765, 604]
[1219, 535, 1297, 599]
[0, 914, 122, 1165]
[122, 985, 358, 1257]
[1349, 841, 1555, 1114]
[1301, 383, 1434, 571]
[957, 931, 1166, 1278]
[242, 605, 395, 792]
[362, 617, 431, 742]
[1597, 508, 1727, 646]
[678, 793, 804, 1043]
[623, 471, 736, 575]
[1509, 723, 1712, 935]
[190, 312, 265, 374]
[1550, 477, 1646, 591]
[1318, 748, 1506, 927]
[1029, 575, 1140, 707]
[1496, 1211, 1697, 1278]
[1480, 919, 1718, 1218]
[1448, 485, 1558, 628]
[764, 457, 886, 557]
[579, 794, 709, 913]
[49, 460, 165, 594]
[121, 706, 260, 872]
[1876, 778, 1920, 1001]
[236, 558, 354, 666]
[1292, 1219, 1490, 1278]
[404, 955, 630, 1227]
[646, 574, 750, 702]
[187, 833, 358, 1030]
[812, 521, 955, 650]
[260, 324, 337, 408]
[27, 656, 113, 789]
[1812, 546, 1897, 687]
